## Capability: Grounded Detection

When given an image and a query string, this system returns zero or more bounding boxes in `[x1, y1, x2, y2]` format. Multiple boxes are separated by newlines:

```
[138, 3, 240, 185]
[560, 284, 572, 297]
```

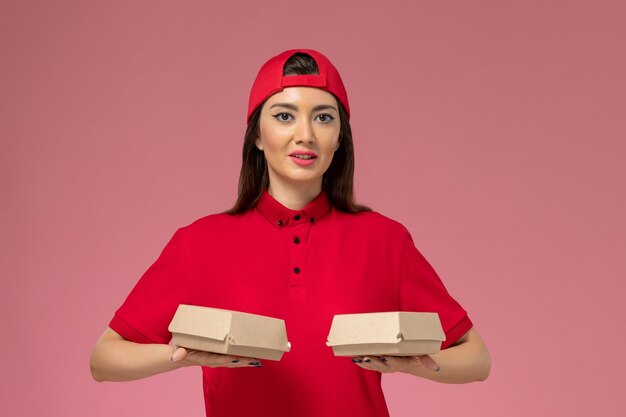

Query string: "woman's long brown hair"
[225, 53, 371, 214]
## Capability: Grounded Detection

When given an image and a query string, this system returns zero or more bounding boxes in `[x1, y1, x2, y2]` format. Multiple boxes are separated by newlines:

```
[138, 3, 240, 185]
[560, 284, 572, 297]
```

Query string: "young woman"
[90, 49, 491, 417]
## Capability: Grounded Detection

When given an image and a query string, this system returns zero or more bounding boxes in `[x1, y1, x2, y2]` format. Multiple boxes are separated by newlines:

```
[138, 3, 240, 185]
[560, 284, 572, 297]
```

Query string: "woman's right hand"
[90, 327, 261, 382]
[170, 346, 262, 368]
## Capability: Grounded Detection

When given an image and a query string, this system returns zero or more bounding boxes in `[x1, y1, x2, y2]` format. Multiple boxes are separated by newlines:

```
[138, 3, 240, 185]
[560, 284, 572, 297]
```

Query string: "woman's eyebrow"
[312, 104, 338, 112]
[269, 103, 338, 112]
[270, 103, 298, 111]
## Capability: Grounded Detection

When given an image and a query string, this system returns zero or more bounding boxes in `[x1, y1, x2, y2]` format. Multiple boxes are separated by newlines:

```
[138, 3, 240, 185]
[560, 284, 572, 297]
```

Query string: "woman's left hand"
[352, 354, 440, 373]
[351, 329, 491, 383]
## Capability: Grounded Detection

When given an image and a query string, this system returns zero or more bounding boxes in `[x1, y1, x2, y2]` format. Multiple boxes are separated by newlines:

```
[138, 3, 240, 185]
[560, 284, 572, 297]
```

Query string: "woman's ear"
[255, 138, 263, 151]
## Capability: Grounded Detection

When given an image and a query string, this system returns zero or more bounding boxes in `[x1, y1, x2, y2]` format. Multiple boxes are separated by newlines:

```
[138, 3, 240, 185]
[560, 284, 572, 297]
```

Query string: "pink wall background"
[1, 0, 625, 415]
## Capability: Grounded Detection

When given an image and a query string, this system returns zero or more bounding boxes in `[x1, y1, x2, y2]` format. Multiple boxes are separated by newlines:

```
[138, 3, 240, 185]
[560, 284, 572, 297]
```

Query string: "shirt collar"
[255, 188, 331, 229]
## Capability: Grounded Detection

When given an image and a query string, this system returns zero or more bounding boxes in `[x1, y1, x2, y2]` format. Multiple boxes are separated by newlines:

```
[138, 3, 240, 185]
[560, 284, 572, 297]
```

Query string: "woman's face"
[256, 86, 341, 193]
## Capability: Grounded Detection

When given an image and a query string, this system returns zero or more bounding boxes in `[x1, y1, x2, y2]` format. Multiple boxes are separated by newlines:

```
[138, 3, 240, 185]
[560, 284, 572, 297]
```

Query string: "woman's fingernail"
[434, 365, 440, 372]
[231, 359, 240, 363]
[351, 358, 363, 363]
[254, 363, 263, 368]
[363, 358, 371, 363]
[250, 361, 261, 366]
[379, 356, 387, 363]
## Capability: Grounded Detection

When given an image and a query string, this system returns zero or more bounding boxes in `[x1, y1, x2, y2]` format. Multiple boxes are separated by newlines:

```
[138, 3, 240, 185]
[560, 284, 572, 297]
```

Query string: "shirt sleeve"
[109, 227, 191, 344]
[397, 225, 473, 349]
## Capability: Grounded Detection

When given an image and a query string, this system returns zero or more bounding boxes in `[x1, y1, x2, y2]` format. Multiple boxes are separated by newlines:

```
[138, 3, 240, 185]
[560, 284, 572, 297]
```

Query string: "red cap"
[247, 49, 350, 122]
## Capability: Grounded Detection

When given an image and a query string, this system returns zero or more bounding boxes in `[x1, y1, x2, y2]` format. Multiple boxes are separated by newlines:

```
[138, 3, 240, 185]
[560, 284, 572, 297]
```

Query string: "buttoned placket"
[283, 210, 313, 299]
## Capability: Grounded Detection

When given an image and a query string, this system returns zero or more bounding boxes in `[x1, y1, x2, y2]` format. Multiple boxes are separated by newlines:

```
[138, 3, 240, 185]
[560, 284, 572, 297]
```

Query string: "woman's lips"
[290, 155, 317, 166]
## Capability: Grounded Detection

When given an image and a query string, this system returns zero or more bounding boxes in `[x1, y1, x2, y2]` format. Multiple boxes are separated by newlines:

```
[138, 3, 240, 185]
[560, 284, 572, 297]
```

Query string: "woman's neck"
[268, 181, 322, 210]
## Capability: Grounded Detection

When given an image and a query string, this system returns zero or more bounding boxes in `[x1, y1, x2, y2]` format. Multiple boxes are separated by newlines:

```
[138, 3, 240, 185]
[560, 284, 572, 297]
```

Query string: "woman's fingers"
[367, 356, 390, 372]
[232, 357, 263, 368]
[198, 352, 261, 368]
[352, 354, 440, 373]
[352, 356, 393, 373]
[411, 355, 440, 372]
[211, 354, 262, 368]
[171, 346, 262, 368]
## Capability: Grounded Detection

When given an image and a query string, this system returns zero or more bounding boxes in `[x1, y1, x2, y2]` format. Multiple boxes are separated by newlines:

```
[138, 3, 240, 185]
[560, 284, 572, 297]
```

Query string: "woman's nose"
[294, 118, 315, 143]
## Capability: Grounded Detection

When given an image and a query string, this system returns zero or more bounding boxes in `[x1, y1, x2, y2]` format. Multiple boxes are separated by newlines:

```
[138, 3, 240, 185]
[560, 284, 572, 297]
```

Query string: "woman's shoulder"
[336, 208, 409, 236]
[172, 211, 251, 239]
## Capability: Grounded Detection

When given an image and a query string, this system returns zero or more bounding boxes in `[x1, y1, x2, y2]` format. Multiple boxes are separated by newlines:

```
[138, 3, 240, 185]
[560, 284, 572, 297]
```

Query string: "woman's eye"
[273, 113, 293, 122]
[316, 113, 335, 123]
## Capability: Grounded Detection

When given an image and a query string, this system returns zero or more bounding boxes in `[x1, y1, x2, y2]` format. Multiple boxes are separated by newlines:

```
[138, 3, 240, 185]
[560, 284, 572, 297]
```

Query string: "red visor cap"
[247, 49, 350, 122]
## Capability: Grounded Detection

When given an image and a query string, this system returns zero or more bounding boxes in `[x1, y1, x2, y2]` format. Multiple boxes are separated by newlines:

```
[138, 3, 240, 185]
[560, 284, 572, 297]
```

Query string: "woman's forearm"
[90, 328, 182, 382]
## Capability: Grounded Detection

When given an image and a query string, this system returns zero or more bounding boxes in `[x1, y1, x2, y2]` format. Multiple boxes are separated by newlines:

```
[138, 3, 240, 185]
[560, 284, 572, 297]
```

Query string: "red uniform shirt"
[110, 189, 473, 417]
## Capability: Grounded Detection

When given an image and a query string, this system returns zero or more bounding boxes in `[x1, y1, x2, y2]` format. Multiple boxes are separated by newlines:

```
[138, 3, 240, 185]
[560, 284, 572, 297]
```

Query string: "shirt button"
[294, 214, 301, 221]
[293, 237, 300, 244]
[277, 220, 283, 226]
[310, 217, 315, 224]
[294, 267, 301, 274]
